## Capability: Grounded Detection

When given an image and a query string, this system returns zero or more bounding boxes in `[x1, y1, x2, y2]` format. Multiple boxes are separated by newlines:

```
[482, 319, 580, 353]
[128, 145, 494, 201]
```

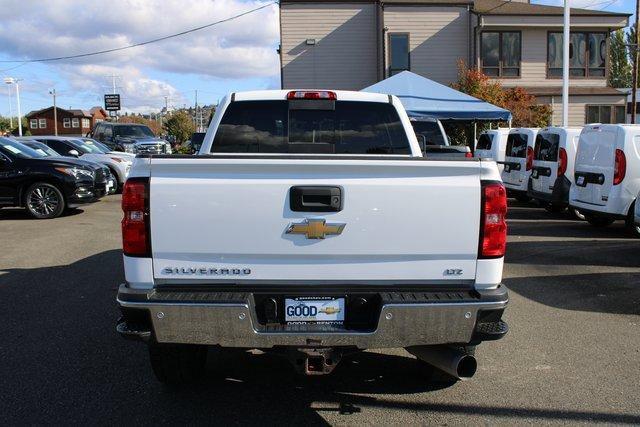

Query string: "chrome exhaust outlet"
[406, 345, 477, 380]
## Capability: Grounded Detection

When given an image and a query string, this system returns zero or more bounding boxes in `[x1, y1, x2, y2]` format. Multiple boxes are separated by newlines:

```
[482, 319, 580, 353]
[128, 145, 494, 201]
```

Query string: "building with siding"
[25, 107, 93, 136]
[279, 0, 630, 126]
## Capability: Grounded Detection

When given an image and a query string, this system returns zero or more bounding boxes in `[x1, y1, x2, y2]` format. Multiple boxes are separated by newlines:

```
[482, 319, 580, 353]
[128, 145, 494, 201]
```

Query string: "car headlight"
[55, 167, 94, 180]
[123, 143, 136, 153]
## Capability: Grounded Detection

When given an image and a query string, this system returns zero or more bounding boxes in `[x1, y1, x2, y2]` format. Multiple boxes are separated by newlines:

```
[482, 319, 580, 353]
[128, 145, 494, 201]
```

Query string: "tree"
[118, 115, 162, 136]
[627, 24, 639, 86]
[163, 111, 195, 145]
[452, 60, 552, 128]
[609, 29, 632, 88]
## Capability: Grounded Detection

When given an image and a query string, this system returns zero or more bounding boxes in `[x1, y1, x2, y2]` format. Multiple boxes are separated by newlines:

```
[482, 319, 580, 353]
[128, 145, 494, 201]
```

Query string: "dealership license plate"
[285, 297, 345, 324]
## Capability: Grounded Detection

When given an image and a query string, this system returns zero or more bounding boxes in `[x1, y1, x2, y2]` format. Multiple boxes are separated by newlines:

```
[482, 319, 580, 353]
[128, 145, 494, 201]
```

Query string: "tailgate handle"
[290, 186, 342, 212]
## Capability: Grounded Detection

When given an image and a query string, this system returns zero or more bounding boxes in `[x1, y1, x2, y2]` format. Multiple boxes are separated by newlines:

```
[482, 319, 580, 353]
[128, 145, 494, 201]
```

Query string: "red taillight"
[122, 178, 150, 257]
[465, 151, 473, 158]
[287, 90, 336, 100]
[526, 146, 534, 171]
[614, 149, 626, 185]
[479, 182, 507, 258]
[557, 148, 568, 177]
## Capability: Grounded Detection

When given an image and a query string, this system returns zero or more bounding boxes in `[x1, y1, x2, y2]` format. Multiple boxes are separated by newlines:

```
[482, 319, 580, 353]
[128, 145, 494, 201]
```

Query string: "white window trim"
[38, 118, 47, 129]
[71, 118, 79, 128]
[63, 118, 71, 128]
[30, 119, 38, 129]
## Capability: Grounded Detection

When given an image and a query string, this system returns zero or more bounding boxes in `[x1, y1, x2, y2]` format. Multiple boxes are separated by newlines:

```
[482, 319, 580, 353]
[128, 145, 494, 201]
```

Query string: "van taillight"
[122, 178, 150, 257]
[557, 148, 568, 176]
[526, 147, 534, 171]
[614, 149, 626, 185]
[465, 151, 473, 158]
[479, 182, 507, 259]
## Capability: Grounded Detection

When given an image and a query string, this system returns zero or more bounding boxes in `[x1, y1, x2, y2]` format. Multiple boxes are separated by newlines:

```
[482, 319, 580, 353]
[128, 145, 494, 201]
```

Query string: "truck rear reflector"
[526, 146, 534, 171]
[558, 148, 568, 177]
[122, 177, 150, 257]
[479, 181, 507, 259]
[614, 149, 626, 185]
[287, 90, 337, 100]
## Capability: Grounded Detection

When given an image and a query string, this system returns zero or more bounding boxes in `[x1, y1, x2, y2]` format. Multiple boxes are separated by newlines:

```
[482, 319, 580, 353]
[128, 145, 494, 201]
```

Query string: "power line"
[0, 2, 277, 64]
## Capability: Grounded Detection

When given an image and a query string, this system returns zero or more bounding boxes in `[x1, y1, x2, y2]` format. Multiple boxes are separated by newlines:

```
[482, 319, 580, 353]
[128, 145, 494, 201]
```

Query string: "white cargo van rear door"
[531, 133, 559, 194]
[501, 133, 529, 188]
[573, 127, 617, 206]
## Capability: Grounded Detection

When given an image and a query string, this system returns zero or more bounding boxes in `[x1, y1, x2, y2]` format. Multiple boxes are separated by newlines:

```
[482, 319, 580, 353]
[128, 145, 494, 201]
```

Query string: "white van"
[475, 128, 510, 171]
[528, 127, 581, 211]
[501, 128, 537, 201]
[570, 124, 640, 236]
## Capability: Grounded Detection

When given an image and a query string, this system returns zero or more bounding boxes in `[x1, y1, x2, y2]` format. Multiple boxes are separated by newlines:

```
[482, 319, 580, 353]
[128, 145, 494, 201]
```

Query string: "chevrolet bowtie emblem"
[286, 218, 346, 239]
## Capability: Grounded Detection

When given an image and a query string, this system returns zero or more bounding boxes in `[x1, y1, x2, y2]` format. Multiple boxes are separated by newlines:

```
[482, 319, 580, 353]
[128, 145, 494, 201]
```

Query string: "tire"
[107, 167, 122, 194]
[584, 214, 615, 228]
[625, 202, 640, 238]
[148, 343, 208, 386]
[570, 208, 586, 221]
[24, 182, 65, 219]
[544, 203, 566, 213]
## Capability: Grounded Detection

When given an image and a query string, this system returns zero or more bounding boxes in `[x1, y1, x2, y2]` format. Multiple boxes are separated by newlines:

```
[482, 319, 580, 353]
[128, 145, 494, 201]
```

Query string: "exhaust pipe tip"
[456, 354, 477, 379]
[406, 345, 478, 380]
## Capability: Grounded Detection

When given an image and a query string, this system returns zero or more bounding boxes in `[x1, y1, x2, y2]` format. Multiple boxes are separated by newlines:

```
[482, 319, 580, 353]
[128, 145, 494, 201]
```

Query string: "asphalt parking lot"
[1, 196, 639, 425]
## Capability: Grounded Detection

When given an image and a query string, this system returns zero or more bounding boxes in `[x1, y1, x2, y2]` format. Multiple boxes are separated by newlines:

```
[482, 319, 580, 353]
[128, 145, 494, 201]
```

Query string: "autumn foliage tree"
[452, 60, 552, 128]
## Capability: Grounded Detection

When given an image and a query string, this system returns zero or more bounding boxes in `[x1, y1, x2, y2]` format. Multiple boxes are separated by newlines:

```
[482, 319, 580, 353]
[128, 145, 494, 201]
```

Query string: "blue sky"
[0, 0, 634, 117]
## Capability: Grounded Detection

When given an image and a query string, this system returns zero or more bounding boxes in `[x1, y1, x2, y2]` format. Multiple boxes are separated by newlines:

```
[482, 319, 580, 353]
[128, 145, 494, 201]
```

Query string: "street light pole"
[631, 0, 640, 124]
[4, 77, 23, 136]
[562, 0, 570, 127]
[6, 84, 13, 130]
[50, 88, 58, 136]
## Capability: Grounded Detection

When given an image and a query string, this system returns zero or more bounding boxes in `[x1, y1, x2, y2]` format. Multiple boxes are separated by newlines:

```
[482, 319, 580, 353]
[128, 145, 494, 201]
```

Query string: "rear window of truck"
[534, 133, 559, 161]
[211, 100, 411, 154]
[505, 133, 528, 158]
[476, 134, 493, 150]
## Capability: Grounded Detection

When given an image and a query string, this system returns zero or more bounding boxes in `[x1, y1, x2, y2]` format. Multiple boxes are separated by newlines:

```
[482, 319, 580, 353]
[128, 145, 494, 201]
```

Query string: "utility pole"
[4, 78, 23, 136]
[562, 0, 570, 127]
[631, 0, 640, 124]
[195, 89, 198, 130]
[6, 83, 13, 130]
[49, 88, 58, 136]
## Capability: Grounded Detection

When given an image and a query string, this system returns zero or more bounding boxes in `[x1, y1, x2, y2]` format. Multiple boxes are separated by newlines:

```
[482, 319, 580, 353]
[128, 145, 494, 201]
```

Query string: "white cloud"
[0, 0, 280, 109]
[533, 0, 623, 9]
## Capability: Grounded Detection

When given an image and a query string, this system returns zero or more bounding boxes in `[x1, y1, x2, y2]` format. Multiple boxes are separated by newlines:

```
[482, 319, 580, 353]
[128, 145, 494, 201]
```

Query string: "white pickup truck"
[116, 90, 509, 385]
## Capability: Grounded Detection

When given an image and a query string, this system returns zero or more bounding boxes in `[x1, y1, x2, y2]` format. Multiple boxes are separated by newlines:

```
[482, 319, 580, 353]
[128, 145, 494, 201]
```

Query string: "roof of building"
[281, 0, 630, 17]
[25, 106, 93, 118]
[473, 0, 630, 16]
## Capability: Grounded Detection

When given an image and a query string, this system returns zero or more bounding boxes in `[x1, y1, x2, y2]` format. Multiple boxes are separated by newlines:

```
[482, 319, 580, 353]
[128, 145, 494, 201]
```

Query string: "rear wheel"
[570, 208, 586, 221]
[24, 183, 65, 219]
[625, 202, 640, 238]
[148, 343, 208, 386]
[584, 214, 615, 228]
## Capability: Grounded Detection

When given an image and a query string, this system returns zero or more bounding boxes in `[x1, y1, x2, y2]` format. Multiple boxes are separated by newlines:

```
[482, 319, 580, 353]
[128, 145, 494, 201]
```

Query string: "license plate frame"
[285, 296, 345, 324]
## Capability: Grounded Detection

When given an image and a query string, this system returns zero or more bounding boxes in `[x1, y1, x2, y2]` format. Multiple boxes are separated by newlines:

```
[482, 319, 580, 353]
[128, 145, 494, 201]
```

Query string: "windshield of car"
[113, 125, 155, 138]
[410, 121, 446, 146]
[212, 100, 410, 154]
[72, 139, 108, 154]
[0, 137, 45, 159]
[534, 133, 560, 162]
[23, 141, 59, 157]
[91, 140, 112, 153]
[505, 133, 528, 158]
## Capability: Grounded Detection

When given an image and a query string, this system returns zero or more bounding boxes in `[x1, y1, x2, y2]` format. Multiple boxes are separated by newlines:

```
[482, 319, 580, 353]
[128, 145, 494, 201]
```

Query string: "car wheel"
[570, 208, 586, 221]
[625, 202, 640, 238]
[24, 183, 65, 219]
[584, 214, 615, 228]
[148, 343, 207, 386]
[514, 194, 531, 203]
[544, 203, 566, 213]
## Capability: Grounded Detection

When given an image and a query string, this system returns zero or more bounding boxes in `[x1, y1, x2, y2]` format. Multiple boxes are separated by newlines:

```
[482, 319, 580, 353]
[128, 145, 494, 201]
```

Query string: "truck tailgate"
[149, 157, 481, 284]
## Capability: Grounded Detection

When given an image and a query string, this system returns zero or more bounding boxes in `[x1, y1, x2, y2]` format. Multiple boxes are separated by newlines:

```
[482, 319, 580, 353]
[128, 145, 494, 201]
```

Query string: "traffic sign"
[104, 94, 121, 111]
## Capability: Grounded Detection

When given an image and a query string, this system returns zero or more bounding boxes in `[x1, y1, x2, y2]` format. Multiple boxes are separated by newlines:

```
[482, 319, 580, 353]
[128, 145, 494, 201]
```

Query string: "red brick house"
[26, 107, 93, 136]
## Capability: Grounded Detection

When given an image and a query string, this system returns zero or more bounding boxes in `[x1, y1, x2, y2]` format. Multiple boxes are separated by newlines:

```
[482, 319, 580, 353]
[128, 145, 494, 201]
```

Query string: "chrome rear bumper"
[117, 284, 508, 349]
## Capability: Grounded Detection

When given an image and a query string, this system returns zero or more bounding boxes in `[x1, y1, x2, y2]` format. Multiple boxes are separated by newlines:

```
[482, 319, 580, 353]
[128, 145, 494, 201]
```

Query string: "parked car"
[27, 136, 132, 192]
[18, 139, 116, 194]
[0, 137, 107, 219]
[475, 128, 510, 172]
[116, 89, 509, 385]
[78, 137, 136, 160]
[570, 124, 640, 236]
[410, 118, 472, 158]
[501, 128, 538, 202]
[528, 127, 581, 214]
[182, 132, 206, 154]
[89, 122, 172, 155]
[636, 188, 640, 227]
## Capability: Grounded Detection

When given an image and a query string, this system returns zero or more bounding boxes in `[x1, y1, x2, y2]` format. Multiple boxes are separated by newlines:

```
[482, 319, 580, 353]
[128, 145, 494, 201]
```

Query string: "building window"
[481, 32, 521, 77]
[388, 33, 409, 76]
[38, 118, 46, 128]
[72, 118, 79, 128]
[548, 32, 606, 78]
[82, 118, 90, 128]
[30, 119, 38, 129]
[586, 105, 625, 124]
[63, 118, 71, 128]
